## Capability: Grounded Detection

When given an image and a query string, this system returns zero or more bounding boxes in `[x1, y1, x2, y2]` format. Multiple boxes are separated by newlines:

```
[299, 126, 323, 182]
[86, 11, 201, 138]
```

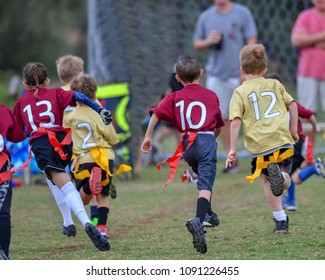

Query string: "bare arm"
[288, 102, 299, 142]
[140, 113, 159, 153]
[308, 114, 320, 133]
[225, 118, 241, 168]
[246, 37, 257, 45]
[193, 31, 223, 51]
[291, 28, 325, 47]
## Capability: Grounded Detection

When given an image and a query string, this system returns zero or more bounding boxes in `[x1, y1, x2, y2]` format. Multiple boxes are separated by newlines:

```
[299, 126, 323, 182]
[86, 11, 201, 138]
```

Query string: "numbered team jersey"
[13, 88, 76, 142]
[229, 77, 295, 155]
[150, 84, 224, 132]
[63, 105, 119, 163]
[0, 104, 25, 159]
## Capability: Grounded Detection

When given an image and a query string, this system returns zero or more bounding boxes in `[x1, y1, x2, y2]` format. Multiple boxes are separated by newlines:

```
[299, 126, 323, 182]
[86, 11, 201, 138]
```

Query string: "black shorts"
[291, 136, 305, 175]
[71, 160, 114, 196]
[251, 148, 293, 177]
[0, 159, 12, 216]
[31, 132, 72, 177]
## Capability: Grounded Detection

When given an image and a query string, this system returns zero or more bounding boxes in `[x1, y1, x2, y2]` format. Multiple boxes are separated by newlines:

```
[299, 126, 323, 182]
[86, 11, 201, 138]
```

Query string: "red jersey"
[297, 102, 314, 134]
[13, 88, 76, 142]
[150, 84, 224, 132]
[0, 104, 25, 159]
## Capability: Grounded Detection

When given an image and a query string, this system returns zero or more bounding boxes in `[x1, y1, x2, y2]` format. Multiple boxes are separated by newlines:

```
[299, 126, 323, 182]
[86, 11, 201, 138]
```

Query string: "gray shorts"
[297, 76, 325, 112]
[206, 76, 240, 119]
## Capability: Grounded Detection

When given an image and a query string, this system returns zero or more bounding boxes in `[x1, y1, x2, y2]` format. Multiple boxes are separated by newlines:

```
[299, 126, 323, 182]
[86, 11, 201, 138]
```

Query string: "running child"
[141, 56, 224, 254]
[13, 62, 111, 251]
[226, 44, 299, 233]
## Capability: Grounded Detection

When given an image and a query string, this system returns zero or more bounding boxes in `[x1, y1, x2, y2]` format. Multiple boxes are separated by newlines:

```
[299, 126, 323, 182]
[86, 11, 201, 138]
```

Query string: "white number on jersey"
[23, 101, 55, 131]
[247, 91, 280, 121]
[176, 100, 207, 131]
[0, 135, 4, 153]
[76, 122, 97, 149]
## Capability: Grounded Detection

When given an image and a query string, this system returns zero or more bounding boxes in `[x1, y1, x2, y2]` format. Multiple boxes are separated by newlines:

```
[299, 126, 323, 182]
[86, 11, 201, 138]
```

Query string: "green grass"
[9, 157, 325, 260]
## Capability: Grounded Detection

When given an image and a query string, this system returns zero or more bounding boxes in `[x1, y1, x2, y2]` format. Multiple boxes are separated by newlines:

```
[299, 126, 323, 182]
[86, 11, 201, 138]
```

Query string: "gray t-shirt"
[193, 3, 257, 80]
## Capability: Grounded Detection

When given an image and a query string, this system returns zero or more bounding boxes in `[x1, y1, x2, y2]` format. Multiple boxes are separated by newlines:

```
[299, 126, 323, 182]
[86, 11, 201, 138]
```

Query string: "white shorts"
[297, 77, 325, 112]
[206, 76, 240, 119]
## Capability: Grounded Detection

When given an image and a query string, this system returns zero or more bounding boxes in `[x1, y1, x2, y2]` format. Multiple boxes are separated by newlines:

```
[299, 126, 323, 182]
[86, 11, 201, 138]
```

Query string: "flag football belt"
[37, 127, 72, 160]
[0, 151, 32, 185]
[156, 131, 200, 188]
[72, 147, 132, 186]
[246, 148, 294, 183]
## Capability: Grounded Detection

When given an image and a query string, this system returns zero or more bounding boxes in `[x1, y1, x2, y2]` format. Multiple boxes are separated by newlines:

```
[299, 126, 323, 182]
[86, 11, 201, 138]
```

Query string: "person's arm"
[193, 31, 223, 51]
[246, 37, 257, 45]
[291, 28, 325, 48]
[140, 113, 159, 154]
[308, 114, 320, 133]
[72, 92, 112, 125]
[288, 101, 299, 142]
[225, 118, 241, 168]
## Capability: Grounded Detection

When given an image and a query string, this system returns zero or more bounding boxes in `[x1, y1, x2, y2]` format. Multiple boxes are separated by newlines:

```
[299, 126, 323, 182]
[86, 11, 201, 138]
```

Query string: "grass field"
[9, 156, 325, 260]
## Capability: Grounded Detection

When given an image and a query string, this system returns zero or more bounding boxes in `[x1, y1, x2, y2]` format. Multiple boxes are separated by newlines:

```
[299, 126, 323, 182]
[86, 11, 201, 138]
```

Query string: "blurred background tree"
[0, 0, 87, 82]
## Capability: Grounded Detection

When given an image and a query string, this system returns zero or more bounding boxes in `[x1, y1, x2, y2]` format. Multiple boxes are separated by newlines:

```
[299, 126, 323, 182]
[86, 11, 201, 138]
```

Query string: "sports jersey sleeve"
[193, 13, 206, 40]
[297, 102, 314, 119]
[12, 100, 25, 133]
[242, 7, 257, 39]
[149, 92, 175, 124]
[280, 84, 294, 106]
[57, 89, 76, 110]
[229, 90, 244, 121]
[5, 108, 25, 143]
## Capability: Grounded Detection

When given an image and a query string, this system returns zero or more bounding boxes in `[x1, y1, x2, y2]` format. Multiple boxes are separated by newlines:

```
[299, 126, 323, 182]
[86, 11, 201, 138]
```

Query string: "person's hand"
[207, 30, 222, 46]
[225, 149, 237, 168]
[140, 138, 153, 154]
[99, 108, 112, 125]
[290, 130, 299, 143]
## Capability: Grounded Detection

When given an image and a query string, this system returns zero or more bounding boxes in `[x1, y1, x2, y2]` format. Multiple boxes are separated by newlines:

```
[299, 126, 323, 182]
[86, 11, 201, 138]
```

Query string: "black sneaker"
[186, 218, 207, 254]
[203, 212, 220, 228]
[110, 184, 117, 199]
[62, 224, 77, 237]
[267, 163, 284, 197]
[85, 222, 110, 251]
[273, 216, 289, 233]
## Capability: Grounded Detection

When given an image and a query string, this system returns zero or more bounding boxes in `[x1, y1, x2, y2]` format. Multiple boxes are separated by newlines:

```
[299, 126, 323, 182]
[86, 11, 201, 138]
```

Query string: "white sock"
[273, 210, 287, 221]
[47, 178, 74, 227]
[60, 181, 90, 227]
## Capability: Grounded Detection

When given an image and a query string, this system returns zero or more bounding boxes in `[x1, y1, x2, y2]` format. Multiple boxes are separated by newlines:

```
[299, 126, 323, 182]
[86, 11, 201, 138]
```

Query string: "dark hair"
[22, 62, 49, 97]
[176, 56, 200, 83]
[70, 74, 97, 99]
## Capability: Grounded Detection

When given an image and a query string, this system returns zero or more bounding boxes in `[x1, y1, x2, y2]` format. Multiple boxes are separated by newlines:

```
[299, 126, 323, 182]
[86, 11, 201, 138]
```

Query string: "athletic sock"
[298, 165, 317, 182]
[273, 210, 287, 221]
[97, 207, 109, 226]
[196, 197, 210, 224]
[60, 181, 90, 226]
[47, 178, 74, 227]
[0, 214, 10, 258]
[286, 180, 296, 203]
[90, 205, 98, 220]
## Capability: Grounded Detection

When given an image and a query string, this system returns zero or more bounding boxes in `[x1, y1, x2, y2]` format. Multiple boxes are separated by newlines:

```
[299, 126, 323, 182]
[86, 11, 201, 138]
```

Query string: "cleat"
[273, 216, 289, 234]
[0, 248, 9, 260]
[186, 169, 198, 183]
[110, 184, 117, 199]
[62, 224, 77, 237]
[314, 157, 325, 177]
[85, 222, 110, 251]
[186, 218, 207, 254]
[282, 197, 296, 211]
[267, 163, 284, 197]
[96, 224, 110, 239]
[89, 167, 102, 195]
[203, 212, 220, 228]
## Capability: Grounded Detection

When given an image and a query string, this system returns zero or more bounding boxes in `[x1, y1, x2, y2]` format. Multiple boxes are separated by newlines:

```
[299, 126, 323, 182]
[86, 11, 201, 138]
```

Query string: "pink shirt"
[292, 8, 325, 79]
[150, 84, 224, 133]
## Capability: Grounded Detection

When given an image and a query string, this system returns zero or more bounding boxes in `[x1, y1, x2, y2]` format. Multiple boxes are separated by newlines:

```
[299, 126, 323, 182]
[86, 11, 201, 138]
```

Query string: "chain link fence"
[87, 0, 312, 161]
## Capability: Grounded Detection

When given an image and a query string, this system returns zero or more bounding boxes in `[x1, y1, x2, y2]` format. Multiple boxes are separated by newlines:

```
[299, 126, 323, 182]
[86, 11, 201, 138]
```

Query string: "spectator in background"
[291, 0, 325, 150]
[193, 0, 257, 173]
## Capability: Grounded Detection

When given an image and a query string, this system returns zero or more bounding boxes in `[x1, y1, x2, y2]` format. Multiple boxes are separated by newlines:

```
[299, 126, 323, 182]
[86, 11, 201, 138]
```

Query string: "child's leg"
[196, 190, 211, 224]
[294, 158, 325, 184]
[46, 177, 75, 228]
[0, 180, 12, 259]
[96, 194, 109, 238]
[89, 196, 98, 225]
[49, 171, 91, 226]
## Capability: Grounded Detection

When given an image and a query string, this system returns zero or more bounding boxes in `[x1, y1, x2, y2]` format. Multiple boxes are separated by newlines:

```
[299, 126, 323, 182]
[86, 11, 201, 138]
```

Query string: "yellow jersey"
[229, 77, 295, 155]
[63, 105, 119, 164]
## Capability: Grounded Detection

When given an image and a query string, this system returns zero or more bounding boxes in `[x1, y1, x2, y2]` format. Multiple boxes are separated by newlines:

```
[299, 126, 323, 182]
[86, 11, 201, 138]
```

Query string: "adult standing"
[193, 0, 257, 173]
[291, 0, 325, 148]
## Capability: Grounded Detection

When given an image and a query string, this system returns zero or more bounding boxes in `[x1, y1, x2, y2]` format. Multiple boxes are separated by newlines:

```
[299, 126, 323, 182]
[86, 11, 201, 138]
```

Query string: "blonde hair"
[240, 44, 267, 75]
[56, 55, 84, 84]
